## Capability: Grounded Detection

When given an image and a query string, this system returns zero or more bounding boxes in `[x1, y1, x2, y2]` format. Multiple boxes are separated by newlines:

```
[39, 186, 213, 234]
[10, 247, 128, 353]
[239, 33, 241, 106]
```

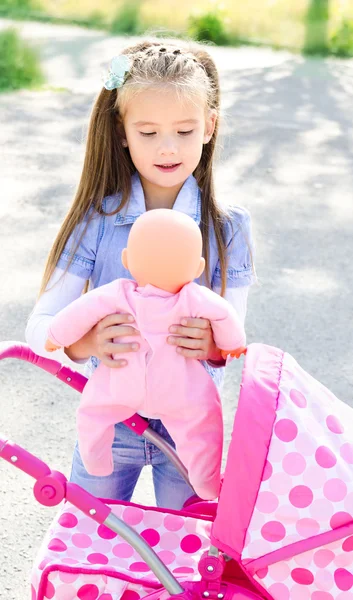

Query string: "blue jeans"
[70, 419, 194, 510]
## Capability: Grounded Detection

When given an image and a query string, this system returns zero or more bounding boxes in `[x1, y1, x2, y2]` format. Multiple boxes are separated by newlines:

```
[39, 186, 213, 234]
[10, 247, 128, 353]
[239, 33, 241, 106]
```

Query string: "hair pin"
[103, 55, 131, 91]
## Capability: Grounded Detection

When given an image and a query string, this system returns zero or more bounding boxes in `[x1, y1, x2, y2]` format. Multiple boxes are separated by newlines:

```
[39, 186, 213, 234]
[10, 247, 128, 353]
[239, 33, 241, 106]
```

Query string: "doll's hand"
[45, 339, 61, 352]
[167, 317, 222, 361]
[65, 313, 140, 368]
[221, 346, 247, 360]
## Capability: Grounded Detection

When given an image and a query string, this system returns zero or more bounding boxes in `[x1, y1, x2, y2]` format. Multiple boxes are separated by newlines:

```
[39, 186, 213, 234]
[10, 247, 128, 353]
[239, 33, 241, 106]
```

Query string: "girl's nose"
[158, 137, 178, 155]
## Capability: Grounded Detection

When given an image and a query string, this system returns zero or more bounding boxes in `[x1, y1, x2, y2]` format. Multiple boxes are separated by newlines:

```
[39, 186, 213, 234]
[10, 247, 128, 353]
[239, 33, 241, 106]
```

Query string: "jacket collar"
[114, 171, 201, 226]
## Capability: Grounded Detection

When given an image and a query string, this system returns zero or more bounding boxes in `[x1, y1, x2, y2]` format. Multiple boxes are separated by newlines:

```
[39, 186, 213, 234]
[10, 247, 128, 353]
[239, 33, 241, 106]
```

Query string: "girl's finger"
[180, 318, 211, 329]
[101, 325, 140, 339]
[100, 356, 128, 368]
[176, 347, 207, 359]
[97, 313, 135, 330]
[168, 336, 204, 350]
[169, 325, 207, 339]
[102, 341, 140, 354]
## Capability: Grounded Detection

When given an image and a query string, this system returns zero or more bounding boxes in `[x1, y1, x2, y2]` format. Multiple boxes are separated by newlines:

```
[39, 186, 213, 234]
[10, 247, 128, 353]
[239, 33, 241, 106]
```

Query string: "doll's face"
[122, 209, 205, 293]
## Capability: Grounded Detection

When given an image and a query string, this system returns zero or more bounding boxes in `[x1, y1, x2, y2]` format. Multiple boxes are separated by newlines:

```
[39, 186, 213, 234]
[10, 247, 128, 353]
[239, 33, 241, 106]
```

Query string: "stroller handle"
[0, 342, 193, 488]
[0, 341, 87, 392]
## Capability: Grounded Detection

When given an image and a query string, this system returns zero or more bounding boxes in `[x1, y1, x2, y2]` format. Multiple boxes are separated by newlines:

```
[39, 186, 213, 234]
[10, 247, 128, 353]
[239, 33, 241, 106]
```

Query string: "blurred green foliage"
[304, 0, 330, 54]
[187, 8, 229, 45]
[330, 19, 353, 57]
[1, 0, 36, 8]
[0, 28, 44, 91]
[1, 0, 353, 59]
[110, 1, 142, 35]
[0, 0, 42, 17]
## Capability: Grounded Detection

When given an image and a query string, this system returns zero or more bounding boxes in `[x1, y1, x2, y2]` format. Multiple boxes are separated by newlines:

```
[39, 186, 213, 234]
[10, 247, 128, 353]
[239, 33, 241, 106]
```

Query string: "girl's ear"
[117, 115, 128, 147]
[196, 257, 205, 278]
[203, 109, 217, 144]
[122, 248, 128, 270]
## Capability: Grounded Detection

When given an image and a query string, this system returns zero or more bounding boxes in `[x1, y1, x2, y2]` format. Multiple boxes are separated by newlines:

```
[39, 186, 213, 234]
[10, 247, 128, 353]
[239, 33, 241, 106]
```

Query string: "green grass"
[0, 27, 44, 91]
[1, 0, 353, 56]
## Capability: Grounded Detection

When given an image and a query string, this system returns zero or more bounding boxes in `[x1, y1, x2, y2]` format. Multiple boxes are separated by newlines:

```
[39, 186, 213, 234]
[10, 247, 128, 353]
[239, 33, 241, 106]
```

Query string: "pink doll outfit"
[47, 278, 246, 500]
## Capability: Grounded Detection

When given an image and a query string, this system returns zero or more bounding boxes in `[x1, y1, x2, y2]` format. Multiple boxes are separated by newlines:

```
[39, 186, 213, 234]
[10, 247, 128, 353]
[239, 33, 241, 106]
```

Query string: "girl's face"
[122, 86, 216, 201]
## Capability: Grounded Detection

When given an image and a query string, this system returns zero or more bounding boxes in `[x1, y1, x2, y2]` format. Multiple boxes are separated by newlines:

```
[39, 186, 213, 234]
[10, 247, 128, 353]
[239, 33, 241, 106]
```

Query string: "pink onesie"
[47, 279, 246, 500]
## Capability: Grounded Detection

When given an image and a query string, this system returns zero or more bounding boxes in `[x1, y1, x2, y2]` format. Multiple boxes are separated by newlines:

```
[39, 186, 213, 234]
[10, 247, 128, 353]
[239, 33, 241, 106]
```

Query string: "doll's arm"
[45, 280, 121, 350]
[191, 285, 247, 357]
[210, 305, 246, 358]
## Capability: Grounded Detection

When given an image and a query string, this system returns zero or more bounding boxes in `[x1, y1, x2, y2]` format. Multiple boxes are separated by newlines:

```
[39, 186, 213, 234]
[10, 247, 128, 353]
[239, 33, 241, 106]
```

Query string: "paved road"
[0, 19, 352, 599]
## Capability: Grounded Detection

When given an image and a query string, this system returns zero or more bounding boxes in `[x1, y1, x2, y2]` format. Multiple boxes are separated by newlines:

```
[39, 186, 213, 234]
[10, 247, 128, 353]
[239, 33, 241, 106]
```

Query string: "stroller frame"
[0, 342, 261, 600]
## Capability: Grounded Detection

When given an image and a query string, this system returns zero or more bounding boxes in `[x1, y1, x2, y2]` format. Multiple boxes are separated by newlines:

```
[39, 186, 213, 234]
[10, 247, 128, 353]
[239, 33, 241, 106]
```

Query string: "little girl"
[25, 37, 255, 510]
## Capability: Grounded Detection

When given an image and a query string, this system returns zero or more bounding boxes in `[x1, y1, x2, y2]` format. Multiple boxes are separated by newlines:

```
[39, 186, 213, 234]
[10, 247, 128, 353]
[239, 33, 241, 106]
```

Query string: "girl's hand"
[65, 313, 140, 368]
[167, 317, 223, 362]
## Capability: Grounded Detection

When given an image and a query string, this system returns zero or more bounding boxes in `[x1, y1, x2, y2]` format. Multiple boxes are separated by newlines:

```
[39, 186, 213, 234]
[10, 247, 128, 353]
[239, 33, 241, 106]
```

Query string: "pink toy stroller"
[1, 341, 353, 600]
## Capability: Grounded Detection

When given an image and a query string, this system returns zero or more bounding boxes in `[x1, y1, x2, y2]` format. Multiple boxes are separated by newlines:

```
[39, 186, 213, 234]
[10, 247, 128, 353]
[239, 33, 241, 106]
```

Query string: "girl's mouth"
[155, 163, 181, 173]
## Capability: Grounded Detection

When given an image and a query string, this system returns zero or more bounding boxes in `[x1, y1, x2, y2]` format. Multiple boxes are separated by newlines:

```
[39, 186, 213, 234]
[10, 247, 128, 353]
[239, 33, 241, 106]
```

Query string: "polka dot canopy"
[242, 351, 353, 599]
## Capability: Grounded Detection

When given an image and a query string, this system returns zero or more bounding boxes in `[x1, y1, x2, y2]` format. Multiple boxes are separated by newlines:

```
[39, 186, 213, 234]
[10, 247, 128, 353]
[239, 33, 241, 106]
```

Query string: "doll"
[45, 209, 246, 500]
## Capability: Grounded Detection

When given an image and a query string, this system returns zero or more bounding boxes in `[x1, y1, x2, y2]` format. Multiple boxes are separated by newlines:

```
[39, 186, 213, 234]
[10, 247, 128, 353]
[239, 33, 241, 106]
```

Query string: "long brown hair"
[40, 38, 231, 296]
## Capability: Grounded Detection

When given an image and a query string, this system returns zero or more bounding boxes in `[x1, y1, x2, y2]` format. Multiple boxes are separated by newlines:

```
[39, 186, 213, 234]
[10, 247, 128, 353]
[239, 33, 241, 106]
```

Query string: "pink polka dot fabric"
[241, 352, 353, 599]
[253, 535, 353, 600]
[31, 502, 211, 600]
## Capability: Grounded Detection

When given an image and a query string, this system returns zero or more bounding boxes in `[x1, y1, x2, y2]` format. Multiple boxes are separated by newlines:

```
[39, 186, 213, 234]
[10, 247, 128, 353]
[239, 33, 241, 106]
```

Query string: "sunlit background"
[1, 0, 353, 53]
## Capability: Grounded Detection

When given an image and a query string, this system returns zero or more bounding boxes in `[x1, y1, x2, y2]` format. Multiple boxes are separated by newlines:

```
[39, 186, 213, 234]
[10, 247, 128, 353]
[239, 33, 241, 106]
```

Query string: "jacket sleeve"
[25, 268, 87, 363]
[212, 206, 256, 290]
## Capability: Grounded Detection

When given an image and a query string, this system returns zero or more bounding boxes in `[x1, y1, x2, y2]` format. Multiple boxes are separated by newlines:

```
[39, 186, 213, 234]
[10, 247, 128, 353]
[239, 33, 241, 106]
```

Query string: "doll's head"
[121, 209, 205, 293]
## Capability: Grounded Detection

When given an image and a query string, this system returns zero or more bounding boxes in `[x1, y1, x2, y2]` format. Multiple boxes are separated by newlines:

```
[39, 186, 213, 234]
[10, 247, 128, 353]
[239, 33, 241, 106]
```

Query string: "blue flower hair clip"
[103, 55, 131, 91]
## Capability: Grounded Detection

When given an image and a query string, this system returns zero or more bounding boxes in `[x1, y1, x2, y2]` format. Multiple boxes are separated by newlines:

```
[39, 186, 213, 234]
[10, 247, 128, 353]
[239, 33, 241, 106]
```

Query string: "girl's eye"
[139, 130, 194, 137]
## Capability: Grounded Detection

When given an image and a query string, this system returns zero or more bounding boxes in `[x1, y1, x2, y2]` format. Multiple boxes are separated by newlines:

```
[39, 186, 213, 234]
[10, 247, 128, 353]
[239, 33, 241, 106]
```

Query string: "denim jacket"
[57, 172, 255, 386]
